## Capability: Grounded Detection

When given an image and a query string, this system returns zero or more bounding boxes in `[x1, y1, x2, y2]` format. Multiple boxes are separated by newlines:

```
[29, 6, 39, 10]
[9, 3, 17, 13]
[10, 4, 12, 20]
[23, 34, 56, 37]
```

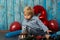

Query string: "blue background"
[0, 0, 60, 30]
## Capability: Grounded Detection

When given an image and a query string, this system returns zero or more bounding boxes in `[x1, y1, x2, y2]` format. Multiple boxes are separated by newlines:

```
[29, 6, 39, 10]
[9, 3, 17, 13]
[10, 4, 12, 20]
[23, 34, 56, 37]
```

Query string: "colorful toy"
[33, 5, 48, 27]
[48, 20, 58, 32]
[36, 36, 43, 40]
[50, 32, 60, 39]
[34, 5, 58, 32]
[33, 5, 47, 19]
[5, 30, 22, 38]
[10, 21, 22, 32]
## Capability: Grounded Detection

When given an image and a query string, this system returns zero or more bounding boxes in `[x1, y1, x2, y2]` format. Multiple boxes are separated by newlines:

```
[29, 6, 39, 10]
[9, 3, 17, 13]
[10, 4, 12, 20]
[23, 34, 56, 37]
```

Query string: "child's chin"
[26, 18, 30, 20]
[27, 19, 31, 20]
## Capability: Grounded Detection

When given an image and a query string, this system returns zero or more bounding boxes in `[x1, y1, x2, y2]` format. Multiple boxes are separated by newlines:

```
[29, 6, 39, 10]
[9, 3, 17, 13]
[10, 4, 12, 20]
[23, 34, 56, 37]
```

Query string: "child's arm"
[36, 17, 52, 34]
[22, 19, 27, 33]
[36, 17, 48, 32]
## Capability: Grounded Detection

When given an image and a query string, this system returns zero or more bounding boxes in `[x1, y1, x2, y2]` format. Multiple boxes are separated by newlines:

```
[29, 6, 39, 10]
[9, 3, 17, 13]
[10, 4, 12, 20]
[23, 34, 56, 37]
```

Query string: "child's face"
[24, 12, 32, 20]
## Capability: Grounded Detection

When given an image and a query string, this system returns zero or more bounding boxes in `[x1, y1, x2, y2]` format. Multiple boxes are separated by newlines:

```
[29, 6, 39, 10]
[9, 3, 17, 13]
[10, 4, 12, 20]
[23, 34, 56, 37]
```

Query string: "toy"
[48, 20, 58, 32]
[10, 21, 22, 32]
[34, 5, 48, 27]
[33, 5, 47, 19]
[5, 30, 22, 38]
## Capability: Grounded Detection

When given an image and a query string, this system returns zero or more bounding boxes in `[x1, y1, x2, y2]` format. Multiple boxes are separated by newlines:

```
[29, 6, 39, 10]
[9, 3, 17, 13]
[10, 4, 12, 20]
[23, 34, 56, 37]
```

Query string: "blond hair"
[24, 6, 34, 16]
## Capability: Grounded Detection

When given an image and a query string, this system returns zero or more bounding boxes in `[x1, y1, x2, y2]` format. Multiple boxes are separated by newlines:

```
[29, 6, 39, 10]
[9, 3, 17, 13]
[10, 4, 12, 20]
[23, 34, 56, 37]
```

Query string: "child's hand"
[47, 30, 52, 34]
[31, 35, 35, 37]
[45, 34, 50, 40]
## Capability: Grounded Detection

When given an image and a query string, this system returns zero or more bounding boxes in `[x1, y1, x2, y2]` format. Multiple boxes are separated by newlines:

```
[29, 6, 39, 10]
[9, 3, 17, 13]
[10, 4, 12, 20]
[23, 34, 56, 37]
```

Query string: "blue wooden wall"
[0, 0, 60, 30]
